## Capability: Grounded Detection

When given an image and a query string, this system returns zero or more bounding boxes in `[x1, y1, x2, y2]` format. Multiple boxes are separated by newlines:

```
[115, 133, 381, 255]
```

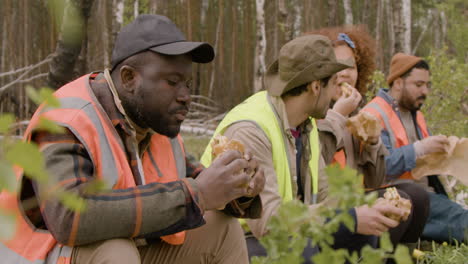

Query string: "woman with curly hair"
[309, 25, 429, 247]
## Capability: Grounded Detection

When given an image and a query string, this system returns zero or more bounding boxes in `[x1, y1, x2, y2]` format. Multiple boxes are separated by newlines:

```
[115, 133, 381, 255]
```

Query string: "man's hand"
[195, 150, 261, 211]
[415, 135, 449, 156]
[355, 198, 404, 236]
[332, 86, 362, 117]
[243, 151, 265, 197]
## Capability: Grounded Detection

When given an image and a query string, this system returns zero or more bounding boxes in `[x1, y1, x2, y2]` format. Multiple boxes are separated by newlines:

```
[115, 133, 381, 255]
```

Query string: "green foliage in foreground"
[0, 87, 88, 240]
[415, 241, 468, 264]
[251, 166, 412, 264]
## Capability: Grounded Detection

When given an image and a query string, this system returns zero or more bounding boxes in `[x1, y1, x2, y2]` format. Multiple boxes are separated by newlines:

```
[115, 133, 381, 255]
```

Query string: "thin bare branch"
[0, 57, 51, 78]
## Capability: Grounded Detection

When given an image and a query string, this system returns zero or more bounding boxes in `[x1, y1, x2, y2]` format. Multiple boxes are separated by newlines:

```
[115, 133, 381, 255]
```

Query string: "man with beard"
[201, 35, 408, 262]
[363, 53, 467, 243]
[0, 14, 265, 264]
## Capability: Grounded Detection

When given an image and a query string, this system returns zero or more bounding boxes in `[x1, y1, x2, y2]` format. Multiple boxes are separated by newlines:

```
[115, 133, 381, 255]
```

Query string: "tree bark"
[208, 0, 224, 98]
[134, 0, 139, 18]
[375, 0, 384, 70]
[327, 0, 338, 27]
[402, 0, 411, 54]
[47, 0, 94, 89]
[254, 0, 266, 92]
[392, 0, 403, 53]
[343, 0, 353, 25]
[112, 0, 124, 39]
[385, 0, 395, 59]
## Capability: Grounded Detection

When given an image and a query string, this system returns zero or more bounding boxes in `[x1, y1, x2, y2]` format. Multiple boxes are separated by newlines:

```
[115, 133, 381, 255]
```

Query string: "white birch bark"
[293, 0, 301, 38]
[343, 0, 353, 25]
[254, 0, 266, 92]
[134, 0, 139, 18]
[114, 0, 124, 27]
[402, 0, 411, 54]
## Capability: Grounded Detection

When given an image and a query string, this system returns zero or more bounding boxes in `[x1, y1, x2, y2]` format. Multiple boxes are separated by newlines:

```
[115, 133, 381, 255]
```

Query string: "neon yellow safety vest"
[200, 91, 319, 203]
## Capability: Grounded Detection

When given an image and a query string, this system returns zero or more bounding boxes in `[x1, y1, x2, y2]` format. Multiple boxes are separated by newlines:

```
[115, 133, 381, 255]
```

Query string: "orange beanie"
[387, 53, 422, 86]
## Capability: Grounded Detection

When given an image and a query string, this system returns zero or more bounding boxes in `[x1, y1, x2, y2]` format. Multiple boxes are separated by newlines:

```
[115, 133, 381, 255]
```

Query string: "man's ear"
[392, 78, 403, 92]
[308, 80, 321, 96]
[120, 66, 140, 93]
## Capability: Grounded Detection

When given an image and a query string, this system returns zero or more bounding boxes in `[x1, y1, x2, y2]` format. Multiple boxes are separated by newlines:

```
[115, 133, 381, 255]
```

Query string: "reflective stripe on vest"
[200, 91, 320, 203]
[363, 96, 430, 180]
[0, 74, 188, 263]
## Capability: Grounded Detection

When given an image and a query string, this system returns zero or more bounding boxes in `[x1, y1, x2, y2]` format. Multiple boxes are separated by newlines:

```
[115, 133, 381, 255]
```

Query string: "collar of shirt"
[268, 94, 312, 141]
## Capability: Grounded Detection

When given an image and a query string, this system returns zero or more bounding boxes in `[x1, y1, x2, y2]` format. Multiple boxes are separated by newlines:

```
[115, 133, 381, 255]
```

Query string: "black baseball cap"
[111, 14, 215, 69]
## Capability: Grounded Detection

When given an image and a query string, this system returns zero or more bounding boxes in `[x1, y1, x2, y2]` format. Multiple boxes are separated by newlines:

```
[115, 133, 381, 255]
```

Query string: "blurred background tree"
[0, 0, 466, 126]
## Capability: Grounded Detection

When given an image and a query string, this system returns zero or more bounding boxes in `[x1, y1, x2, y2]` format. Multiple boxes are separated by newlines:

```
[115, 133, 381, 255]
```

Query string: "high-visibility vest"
[332, 149, 347, 169]
[200, 91, 320, 203]
[0, 74, 187, 264]
[362, 96, 429, 180]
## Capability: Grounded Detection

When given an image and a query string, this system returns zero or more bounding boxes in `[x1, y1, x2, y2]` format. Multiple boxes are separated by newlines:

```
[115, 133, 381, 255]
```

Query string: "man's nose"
[421, 85, 430, 96]
[177, 87, 191, 104]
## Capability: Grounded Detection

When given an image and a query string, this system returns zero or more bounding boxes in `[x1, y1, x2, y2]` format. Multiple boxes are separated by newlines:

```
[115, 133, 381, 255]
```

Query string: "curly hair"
[306, 25, 376, 95]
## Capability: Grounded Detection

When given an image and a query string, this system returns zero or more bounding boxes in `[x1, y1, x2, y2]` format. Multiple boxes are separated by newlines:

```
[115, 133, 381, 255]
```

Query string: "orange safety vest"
[0, 74, 187, 264]
[362, 96, 429, 180]
[332, 149, 347, 169]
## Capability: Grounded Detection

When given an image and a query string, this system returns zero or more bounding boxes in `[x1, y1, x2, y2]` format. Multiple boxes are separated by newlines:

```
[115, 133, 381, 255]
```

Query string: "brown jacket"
[318, 109, 388, 189]
[222, 94, 331, 238]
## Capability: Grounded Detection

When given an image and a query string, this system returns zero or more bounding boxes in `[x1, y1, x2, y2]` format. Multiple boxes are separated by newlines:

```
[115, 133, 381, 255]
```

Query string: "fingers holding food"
[382, 187, 412, 222]
[346, 111, 383, 145]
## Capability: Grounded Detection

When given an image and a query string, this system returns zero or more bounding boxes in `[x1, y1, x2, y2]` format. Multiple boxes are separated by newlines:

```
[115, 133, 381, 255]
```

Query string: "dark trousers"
[376, 182, 430, 245]
[246, 224, 377, 263]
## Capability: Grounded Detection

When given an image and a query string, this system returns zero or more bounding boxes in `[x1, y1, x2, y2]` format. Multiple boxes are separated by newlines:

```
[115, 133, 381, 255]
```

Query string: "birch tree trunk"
[402, 0, 411, 54]
[385, 0, 395, 58]
[392, 0, 404, 53]
[343, 0, 353, 25]
[112, 0, 124, 39]
[375, 0, 383, 70]
[254, 0, 266, 92]
[134, 0, 139, 18]
[292, 0, 302, 39]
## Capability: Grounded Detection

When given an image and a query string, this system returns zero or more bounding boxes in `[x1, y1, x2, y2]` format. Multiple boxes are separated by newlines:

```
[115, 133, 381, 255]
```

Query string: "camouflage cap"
[264, 34, 353, 96]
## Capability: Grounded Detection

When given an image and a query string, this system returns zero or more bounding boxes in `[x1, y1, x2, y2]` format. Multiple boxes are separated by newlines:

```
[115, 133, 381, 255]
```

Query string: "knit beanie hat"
[387, 53, 422, 86]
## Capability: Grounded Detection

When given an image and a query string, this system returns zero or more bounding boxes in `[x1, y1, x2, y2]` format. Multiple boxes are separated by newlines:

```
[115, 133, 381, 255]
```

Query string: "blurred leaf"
[5, 141, 48, 183]
[394, 245, 412, 264]
[0, 210, 16, 240]
[83, 179, 107, 195]
[0, 114, 15, 134]
[0, 160, 17, 192]
[37, 117, 64, 134]
[26, 86, 60, 108]
[380, 232, 393, 252]
[58, 191, 86, 213]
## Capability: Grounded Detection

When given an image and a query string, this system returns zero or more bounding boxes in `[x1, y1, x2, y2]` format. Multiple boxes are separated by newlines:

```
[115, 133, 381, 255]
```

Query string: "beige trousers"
[71, 211, 248, 264]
